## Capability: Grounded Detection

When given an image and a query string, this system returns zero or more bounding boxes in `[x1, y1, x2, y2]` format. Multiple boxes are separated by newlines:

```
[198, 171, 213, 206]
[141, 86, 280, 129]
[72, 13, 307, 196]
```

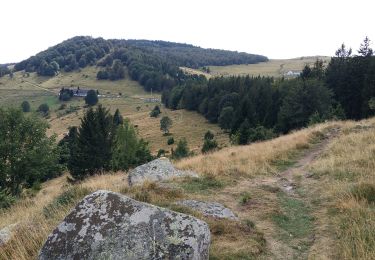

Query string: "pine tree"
[358, 36, 373, 57]
[21, 101, 31, 112]
[68, 105, 114, 179]
[238, 119, 251, 145]
[113, 109, 123, 126]
[172, 138, 189, 159]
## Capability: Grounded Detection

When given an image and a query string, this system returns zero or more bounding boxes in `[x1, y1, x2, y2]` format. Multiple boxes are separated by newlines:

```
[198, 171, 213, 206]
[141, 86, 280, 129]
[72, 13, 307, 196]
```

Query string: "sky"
[0, 0, 374, 63]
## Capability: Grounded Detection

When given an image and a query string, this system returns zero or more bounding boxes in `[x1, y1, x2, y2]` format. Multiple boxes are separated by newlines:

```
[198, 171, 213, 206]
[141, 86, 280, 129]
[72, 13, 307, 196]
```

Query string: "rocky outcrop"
[176, 200, 238, 220]
[0, 223, 17, 246]
[128, 157, 198, 186]
[39, 190, 210, 260]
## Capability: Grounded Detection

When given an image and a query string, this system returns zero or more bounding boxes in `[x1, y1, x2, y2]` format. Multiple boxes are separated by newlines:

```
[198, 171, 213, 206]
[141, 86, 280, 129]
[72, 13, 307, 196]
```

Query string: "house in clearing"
[73, 87, 89, 97]
[59, 87, 98, 99]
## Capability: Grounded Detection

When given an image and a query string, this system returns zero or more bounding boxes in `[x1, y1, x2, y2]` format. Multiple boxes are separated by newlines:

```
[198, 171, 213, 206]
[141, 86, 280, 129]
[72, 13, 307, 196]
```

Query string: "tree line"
[161, 38, 374, 144]
[12, 36, 267, 88]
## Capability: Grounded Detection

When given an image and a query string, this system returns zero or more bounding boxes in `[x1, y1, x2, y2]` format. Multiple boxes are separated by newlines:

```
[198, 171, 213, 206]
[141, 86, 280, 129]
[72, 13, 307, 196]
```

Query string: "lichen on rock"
[176, 200, 238, 220]
[127, 157, 198, 186]
[39, 190, 210, 260]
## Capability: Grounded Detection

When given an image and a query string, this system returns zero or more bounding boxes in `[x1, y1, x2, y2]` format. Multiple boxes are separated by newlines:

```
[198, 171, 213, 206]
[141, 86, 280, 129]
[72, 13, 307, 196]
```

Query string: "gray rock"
[128, 157, 198, 186]
[0, 223, 17, 246]
[39, 190, 210, 260]
[176, 200, 238, 220]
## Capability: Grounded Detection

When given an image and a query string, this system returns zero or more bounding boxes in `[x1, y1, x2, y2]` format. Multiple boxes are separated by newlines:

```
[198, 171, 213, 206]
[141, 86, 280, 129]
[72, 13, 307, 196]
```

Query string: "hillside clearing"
[0, 67, 229, 154]
[199, 56, 331, 78]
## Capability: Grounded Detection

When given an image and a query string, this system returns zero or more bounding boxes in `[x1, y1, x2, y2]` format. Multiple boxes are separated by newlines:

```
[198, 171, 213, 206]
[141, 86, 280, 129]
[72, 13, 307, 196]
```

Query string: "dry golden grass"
[176, 122, 335, 179]
[1, 118, 374, 259]
[308, 118, 375, 260]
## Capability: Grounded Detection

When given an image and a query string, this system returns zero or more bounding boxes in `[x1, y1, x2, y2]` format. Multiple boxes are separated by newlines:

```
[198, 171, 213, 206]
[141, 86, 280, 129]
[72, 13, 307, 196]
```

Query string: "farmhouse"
[284, 70, 301, 77]
[74, 88, 89, 97]
[58, 87, 93, 99]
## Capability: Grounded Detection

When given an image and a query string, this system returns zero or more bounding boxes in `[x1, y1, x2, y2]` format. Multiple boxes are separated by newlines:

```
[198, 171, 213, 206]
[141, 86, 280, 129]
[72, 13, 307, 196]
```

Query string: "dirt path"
[254, 128, 340, 259]
[216, 128, 339, 259]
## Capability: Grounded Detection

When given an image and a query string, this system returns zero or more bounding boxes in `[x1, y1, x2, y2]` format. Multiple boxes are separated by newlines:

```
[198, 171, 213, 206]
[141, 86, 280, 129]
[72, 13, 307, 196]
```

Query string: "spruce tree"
[68, 105, 114, 179]
[238, 119, 251, 145]
[113, 109, 123, 126]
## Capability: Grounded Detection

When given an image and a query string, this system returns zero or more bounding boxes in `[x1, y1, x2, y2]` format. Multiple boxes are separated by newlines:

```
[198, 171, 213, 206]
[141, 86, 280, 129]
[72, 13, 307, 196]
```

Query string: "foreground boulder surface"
[128, 157, 198, 186]
[39, 190, 210, 260]
[176, 200, 238, 220]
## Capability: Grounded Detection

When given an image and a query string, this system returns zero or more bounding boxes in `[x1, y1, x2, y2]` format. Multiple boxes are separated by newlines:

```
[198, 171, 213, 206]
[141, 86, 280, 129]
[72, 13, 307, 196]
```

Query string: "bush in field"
[172, 138, 189, 159]
[167, 137, 174, 145]
[85, 90, 99, 106]
[202, 131, 218, 153]
[150, 105, 161, 117]
[160, 116, 172, 135]
[21, 101, 31, 112]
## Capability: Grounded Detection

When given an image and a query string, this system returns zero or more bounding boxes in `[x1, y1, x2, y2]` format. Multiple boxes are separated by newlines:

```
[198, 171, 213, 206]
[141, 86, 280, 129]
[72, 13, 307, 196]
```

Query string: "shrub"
[160, 116, 172, 135]
[167, 137, 174, 145]
[172, 138, 189, 159]
[85, 89, 99, 106]
[248, 125, 276, 143]
[21, 101, 30, 112]
[0, 190, 16, 209]
[37, 103, 49, 115]
[150, 105, 161, 117]
[239, 192, 252, 205]
[202, 131, 218, 153]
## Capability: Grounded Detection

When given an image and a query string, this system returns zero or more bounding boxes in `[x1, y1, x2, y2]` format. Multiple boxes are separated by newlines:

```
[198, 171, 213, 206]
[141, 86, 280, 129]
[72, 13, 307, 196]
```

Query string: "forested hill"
[10, 36, 267, 92]
[12, 36, 267, 76]
[120, 39, 268, 67]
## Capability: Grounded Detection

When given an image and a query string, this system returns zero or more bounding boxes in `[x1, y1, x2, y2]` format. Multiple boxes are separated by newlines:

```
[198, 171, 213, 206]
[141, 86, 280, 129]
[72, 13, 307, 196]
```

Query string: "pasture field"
[186, 56, 331, 78]
[0, 67, 229, 154]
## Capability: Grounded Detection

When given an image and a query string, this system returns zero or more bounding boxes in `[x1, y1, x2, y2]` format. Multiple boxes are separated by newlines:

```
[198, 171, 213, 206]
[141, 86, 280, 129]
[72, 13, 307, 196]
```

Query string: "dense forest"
[11, 36, 267, 84]
[162, 38, 374, 143]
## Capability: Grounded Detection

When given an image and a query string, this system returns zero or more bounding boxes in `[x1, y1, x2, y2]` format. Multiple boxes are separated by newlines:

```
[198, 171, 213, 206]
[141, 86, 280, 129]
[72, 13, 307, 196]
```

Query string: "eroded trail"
[212, 128, 341, 259]
[254, 128, 340, 259]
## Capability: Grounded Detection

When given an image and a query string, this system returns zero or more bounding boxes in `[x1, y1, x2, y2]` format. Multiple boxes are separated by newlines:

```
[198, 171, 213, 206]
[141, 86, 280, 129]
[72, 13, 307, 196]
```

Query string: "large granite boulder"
[39, 190, 210, 260]
[176, 200, 238, 220]
[128, 157, 198, 186]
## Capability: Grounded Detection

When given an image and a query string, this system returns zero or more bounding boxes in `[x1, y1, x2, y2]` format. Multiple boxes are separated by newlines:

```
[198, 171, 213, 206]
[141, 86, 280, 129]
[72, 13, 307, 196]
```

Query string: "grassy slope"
[185, 56, 331, 78]
[0, 67, 229, 153]
[2, 118, 373, 259]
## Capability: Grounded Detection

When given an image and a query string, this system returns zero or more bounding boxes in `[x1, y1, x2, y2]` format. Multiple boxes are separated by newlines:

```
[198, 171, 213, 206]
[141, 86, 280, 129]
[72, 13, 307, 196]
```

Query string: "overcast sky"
[1, 0, 374, 63]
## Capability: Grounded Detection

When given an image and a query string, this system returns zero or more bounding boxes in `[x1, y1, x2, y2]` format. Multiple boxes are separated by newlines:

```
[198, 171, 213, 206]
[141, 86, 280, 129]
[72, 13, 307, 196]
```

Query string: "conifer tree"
[68, 105, 114, 179]
[113, 109, 124, 126]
